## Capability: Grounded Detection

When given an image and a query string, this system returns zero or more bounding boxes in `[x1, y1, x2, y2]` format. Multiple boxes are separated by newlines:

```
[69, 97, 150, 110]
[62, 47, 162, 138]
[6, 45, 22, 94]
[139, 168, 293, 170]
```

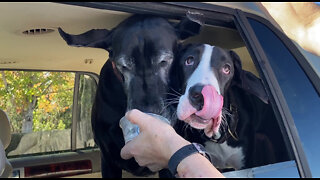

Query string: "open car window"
[0, 71, 97, 158]
[176, 13, 297, 177]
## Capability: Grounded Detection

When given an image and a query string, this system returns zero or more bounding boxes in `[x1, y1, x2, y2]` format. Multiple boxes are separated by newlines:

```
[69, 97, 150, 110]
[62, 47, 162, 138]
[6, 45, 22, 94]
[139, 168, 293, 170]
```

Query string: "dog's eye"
[222, 64, 231, 75]
[121, 65, 128, 71]
[116, 64, 130, 72]
[185, 56, 194, 66]
[159, 60, 168, 67]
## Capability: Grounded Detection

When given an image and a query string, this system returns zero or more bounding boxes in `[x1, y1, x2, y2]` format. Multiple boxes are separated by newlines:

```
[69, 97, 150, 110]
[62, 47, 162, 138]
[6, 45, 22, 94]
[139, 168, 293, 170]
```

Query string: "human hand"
[120, 109, 190, 172]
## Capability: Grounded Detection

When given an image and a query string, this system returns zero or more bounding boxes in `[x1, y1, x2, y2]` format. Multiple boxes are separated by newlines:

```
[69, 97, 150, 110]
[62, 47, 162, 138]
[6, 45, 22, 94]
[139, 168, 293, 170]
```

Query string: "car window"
[184, 18, 294, 177]
[248, 18, 320, 177]
[76, 74, 97, 149]
[0, 71, 97, 158]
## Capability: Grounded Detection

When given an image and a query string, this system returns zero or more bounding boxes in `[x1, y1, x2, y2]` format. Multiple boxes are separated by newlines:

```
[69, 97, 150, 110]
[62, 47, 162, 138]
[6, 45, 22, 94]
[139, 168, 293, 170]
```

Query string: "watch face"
[192, 143, 211, 162]
[192, 143, 205, 154]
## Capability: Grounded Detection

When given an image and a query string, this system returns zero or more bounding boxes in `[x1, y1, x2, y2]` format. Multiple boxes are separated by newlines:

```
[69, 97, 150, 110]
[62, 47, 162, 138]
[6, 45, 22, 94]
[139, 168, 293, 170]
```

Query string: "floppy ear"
[230, 50, 269, 104]
[174, 11, 204, 40]
[58, 28, 113, 51]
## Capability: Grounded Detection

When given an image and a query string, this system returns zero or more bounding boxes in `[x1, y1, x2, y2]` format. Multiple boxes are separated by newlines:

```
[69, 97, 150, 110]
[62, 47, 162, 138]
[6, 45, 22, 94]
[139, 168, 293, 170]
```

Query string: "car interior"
[0, 2, 295, 178]
[0, 109, 13, 178]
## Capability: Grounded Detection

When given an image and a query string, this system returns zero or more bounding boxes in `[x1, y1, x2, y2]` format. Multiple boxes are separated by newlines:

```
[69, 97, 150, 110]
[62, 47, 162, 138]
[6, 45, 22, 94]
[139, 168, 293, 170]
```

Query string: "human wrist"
[165, 134, 191, 164]
[168, 143, 210, 177]
[177, 153, 225, 178]
[177, 153, 206, 177]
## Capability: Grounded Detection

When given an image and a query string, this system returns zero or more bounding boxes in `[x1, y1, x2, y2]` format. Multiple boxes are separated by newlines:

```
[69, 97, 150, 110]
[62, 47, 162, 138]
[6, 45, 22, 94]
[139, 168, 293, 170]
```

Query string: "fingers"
[147, 164, 164, 172]
[120, 140, 134, 160]
[121, 144, 164, 172]
[125, 109, 153, 131]
[121, 109, 152, 160]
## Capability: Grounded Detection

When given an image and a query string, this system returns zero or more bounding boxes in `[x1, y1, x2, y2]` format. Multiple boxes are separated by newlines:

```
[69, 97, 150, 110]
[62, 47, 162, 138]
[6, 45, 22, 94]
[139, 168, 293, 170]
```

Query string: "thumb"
[125, 109, 151, 131]
[120, 140, 134, 160]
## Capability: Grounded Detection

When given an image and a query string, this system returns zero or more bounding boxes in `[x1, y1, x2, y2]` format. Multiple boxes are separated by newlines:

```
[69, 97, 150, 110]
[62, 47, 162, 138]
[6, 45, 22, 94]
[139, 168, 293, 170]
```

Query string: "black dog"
[58, 14, 203, 177]
[169, 43, 290, 171]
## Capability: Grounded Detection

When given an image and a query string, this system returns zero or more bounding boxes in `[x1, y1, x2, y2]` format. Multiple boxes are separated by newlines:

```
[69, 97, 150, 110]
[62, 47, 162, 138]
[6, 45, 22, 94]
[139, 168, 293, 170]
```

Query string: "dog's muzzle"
[177, 84, 224, 137]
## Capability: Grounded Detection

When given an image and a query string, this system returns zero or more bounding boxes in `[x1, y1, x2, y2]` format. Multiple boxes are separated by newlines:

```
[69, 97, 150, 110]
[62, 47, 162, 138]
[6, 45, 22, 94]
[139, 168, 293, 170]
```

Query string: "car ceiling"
[0, 2, 131, 74]
[0, 2, 254, 75]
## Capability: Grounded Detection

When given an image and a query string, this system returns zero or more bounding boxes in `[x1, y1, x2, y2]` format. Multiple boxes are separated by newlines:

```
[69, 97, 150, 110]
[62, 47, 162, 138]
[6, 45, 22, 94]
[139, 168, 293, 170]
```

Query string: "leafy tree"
[0, 71, 74, 133]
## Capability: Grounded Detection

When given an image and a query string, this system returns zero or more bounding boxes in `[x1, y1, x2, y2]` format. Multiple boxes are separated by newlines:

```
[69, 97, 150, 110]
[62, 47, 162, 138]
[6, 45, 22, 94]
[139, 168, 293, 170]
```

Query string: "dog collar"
[168, 143, 211, 177]
[111, 61, 124, 83]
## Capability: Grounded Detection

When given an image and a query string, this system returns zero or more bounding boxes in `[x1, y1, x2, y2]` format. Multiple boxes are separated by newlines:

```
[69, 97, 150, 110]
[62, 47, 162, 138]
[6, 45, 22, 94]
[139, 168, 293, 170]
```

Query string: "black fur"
[59, 14, 203, 178]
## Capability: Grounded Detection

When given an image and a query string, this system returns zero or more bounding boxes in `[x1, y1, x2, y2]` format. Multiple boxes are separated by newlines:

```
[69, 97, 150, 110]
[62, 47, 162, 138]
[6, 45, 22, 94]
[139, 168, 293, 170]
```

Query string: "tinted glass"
[248, 19, 320, 177]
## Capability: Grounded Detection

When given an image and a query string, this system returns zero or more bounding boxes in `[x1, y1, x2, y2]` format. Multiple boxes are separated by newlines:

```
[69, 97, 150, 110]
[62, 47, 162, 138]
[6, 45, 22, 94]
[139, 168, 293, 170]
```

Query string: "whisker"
[164, 91, 181, 97]
[163, 101, 179, 106]
[164, 98, 180, 102]
[160, 101, 179, 114]
[169, 87, 183, 96]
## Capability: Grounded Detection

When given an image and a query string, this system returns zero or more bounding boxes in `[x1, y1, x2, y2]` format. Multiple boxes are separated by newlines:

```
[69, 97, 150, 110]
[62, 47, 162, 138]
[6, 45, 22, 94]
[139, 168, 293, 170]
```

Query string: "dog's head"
[58, 14, 203, 118]
[172, 44, 268, 138]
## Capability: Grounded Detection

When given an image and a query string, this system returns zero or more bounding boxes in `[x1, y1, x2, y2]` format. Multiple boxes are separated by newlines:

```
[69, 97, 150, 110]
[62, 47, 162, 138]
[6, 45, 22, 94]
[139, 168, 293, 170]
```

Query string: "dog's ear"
[174, 11, 204, 40]
[229, 50, 269, 104]
[58, 28, 113, 52]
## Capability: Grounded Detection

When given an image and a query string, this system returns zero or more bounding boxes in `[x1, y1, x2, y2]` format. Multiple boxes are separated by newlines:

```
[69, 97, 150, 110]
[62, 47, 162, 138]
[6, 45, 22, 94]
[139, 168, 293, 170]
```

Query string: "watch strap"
[168, 143, 210, 176]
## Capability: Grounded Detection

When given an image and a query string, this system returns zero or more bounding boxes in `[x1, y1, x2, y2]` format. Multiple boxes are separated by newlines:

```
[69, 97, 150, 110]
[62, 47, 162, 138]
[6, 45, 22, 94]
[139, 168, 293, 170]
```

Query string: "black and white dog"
[58, 14, 203, 178]
[170, 43, 290, 171]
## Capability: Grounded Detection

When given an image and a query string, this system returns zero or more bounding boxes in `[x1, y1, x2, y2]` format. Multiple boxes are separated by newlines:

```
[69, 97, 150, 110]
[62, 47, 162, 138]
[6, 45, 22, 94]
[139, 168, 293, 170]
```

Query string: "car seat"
[0, 109, 12, 178]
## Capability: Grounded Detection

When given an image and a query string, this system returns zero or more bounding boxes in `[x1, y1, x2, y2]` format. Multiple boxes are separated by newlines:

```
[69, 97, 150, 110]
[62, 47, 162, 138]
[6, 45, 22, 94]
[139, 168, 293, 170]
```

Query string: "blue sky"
[315, 2, 320, 5]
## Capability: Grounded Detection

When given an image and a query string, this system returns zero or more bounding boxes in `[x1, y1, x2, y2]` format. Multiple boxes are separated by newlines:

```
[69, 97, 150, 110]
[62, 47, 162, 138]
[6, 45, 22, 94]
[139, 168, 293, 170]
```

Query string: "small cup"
[119, 112, 170, 144]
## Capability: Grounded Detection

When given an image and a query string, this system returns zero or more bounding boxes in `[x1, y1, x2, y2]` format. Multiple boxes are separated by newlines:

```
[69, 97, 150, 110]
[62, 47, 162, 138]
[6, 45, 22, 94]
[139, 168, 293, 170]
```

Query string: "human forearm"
[176, 153, 225, 178]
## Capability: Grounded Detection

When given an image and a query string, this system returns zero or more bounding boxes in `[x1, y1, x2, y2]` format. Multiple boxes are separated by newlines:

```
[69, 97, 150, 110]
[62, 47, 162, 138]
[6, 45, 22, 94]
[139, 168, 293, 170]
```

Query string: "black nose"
[188, 84, 204, 111]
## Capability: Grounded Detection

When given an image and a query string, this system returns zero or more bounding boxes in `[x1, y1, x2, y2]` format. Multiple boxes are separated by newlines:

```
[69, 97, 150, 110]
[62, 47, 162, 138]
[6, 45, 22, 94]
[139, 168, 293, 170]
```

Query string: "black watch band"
[168, 143, 210, 177]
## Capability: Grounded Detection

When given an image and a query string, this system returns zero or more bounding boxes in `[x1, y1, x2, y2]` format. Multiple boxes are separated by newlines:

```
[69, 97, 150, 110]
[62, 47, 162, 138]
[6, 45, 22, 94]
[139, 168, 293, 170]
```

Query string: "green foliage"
[0, 71, 74, 133]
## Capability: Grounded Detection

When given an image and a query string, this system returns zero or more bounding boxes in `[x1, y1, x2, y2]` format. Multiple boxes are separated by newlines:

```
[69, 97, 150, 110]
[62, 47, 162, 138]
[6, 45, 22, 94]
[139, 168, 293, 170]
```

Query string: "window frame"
[233, 10, 314, 177]
[0, 69, 101, 177]
[71, 72, 99, 151]
[0, 69, 100, 157]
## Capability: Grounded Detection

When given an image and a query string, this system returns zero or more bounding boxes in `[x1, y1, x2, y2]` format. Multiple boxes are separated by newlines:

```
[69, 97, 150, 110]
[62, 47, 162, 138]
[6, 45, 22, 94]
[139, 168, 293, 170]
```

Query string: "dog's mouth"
[177, 85, 223, 138]
[184, 112, 222, 138]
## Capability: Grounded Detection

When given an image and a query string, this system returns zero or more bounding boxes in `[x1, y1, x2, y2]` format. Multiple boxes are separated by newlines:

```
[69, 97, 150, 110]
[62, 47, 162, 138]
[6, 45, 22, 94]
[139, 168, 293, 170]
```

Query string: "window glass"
[76, 74, 97, 149]
[1, 71, 74, 157]
[248, 18, 320, 177]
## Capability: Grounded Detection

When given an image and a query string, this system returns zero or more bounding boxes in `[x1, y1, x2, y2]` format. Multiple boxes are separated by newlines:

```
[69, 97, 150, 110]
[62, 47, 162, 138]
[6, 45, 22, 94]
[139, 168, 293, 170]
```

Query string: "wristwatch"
[168, 143, 211, 177]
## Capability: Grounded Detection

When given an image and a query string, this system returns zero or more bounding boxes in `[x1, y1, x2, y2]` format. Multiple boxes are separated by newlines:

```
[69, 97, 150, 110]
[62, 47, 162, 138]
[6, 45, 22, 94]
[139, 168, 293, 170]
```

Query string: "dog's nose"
[188, 84, 204, 111]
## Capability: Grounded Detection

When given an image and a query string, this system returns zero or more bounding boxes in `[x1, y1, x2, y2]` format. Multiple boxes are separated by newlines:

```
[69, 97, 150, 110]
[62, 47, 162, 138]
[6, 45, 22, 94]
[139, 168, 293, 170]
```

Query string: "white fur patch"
[185, 44, 220, 95]
[205, 141, 245, 170]
[177, 44, 220, 121]
[157, 51, 173, 84]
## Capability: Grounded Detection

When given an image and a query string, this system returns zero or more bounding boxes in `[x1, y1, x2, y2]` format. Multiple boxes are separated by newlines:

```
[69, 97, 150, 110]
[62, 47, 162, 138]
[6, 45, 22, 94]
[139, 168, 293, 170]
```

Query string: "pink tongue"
[195, 85, 223, 120]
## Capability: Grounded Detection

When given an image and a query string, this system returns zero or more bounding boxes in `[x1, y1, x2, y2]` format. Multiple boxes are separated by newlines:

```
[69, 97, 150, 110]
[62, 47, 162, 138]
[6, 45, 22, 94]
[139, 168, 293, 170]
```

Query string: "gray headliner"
[0, 2, 271, 75]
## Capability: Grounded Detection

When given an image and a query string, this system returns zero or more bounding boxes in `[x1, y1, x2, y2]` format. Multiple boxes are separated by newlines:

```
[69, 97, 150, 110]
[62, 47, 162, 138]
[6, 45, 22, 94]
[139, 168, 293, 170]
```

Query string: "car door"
[236, 10, 320, 177]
